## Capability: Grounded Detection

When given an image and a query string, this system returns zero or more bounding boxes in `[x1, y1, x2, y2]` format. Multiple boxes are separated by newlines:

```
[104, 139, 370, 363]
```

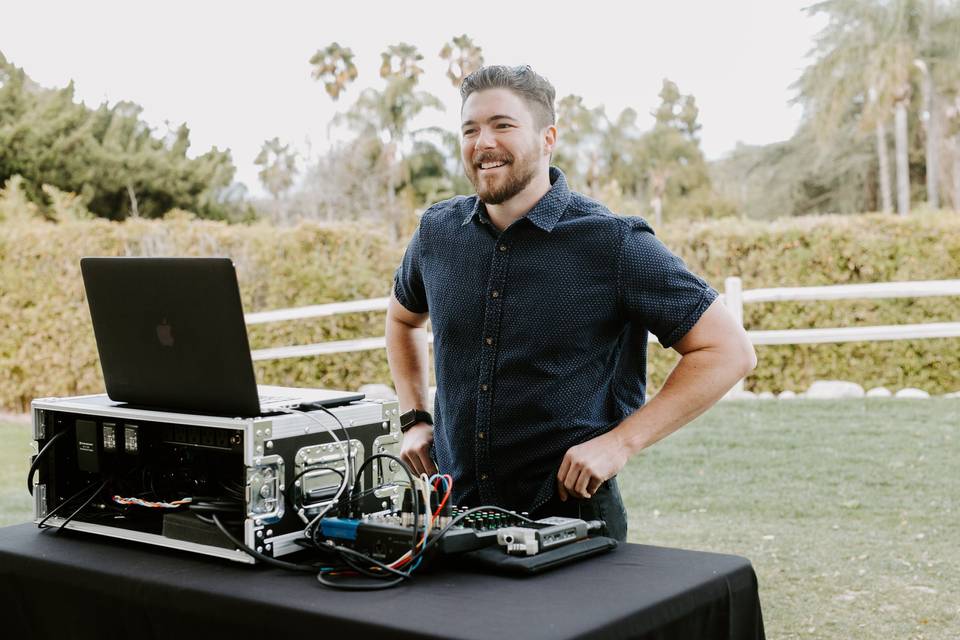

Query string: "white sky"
[1, 0, 825, 197]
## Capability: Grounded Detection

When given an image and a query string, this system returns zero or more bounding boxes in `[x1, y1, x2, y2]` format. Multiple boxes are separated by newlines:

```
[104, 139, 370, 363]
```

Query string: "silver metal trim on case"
[372, 433, 403, 502]
[39, 518, 255, 563]
[32, 406, 46, 440]
[33, 484, 47, 519]
[31, 395, 264, 431]
[269, 404, 385, 439]
[246, 454, 285, 524]
[294, 440, 363, 515]
[265, 530, 307, 557]
[25, 394, 396, 563]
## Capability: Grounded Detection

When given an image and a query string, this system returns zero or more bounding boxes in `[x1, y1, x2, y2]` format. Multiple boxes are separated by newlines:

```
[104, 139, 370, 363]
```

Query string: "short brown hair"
[460, 65, 556, 130]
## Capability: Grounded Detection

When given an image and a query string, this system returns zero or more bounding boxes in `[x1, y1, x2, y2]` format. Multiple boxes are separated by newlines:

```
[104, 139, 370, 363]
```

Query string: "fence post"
[724, 276, 745, 394]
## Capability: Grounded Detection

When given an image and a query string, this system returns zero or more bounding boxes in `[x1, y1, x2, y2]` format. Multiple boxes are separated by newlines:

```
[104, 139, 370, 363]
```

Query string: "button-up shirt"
[393, 167, 717, 512]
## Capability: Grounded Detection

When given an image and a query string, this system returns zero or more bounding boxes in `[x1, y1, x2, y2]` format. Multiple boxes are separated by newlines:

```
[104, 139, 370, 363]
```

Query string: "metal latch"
[246, 455, 285, 524]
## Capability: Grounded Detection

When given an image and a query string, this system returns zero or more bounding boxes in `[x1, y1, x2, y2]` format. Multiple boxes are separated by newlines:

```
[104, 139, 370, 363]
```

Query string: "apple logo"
[156, 319, 175, 347]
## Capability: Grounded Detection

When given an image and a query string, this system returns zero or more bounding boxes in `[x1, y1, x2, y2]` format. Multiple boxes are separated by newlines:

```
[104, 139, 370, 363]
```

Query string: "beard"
[464, 146, 540, 205]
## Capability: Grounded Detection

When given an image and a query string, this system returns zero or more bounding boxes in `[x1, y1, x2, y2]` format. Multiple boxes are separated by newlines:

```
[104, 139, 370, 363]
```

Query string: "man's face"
[460, 88, 550, 205]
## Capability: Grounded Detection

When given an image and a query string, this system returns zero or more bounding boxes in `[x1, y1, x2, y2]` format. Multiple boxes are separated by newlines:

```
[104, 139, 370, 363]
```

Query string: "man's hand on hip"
[557, 430, 629, 501]
[400, 423, 438, 476]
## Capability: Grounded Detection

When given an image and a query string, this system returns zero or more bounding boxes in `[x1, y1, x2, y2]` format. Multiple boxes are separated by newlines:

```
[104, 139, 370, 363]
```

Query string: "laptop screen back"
[80, 257, 262, 416]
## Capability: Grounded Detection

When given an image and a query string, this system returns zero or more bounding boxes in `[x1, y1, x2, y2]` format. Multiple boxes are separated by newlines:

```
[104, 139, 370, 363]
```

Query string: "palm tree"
[309, 43, 358, 101]
[336, 44, 444, 237]
[439, 35, 484, 88]
[797, 0, 919, 215]
[927, 1, 960, 209]
[254, 137, 297, 221]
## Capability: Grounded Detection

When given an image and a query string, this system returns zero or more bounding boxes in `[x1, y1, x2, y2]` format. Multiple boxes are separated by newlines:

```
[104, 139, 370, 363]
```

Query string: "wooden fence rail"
[246, 279, 960, 393]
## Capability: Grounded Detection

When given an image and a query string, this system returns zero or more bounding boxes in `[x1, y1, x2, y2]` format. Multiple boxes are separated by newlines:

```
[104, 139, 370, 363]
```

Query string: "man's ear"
[542, 125, 558, 156]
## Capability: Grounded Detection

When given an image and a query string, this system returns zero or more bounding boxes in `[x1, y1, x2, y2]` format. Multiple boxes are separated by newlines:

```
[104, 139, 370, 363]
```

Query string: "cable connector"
[497, 527, 539, 555]
[400, 487, 414, 527]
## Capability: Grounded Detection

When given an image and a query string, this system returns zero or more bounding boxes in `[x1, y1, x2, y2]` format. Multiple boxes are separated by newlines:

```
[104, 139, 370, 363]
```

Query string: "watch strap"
[400, 409, 433, 433]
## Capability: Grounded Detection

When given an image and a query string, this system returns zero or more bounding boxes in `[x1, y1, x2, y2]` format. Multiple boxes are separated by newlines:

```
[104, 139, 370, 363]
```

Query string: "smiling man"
[386, 65, 755, 541]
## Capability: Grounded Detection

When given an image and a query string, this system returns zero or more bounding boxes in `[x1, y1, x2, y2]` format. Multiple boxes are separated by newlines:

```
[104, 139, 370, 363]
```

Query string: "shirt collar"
[461, 167, 571, 232]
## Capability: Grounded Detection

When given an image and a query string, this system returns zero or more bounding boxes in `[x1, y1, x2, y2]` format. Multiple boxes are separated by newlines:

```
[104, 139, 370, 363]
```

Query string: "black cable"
[37, 480, 104, 529]
[27, 428, 71, 496]
[317, 571, 406, 591]
[330, 545, 412, 580]
[188, 498, 243, 514]
[209, 513, 324, 573]
[350, 453, 419, 549]
[305, 454, 418, 549]
[55, 479, 109, 534]
[313, 453, 421, 590]
[348, 453, 420, 541]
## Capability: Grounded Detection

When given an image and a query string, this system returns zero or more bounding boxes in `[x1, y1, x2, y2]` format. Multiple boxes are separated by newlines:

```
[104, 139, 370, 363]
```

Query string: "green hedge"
[1, 212, 959, 412]
[651, 212, 960, 394]
[0, 218, 402, 411]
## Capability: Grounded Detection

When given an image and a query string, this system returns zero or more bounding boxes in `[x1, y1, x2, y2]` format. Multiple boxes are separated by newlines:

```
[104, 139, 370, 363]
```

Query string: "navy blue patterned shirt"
[393, 167, 717, 512]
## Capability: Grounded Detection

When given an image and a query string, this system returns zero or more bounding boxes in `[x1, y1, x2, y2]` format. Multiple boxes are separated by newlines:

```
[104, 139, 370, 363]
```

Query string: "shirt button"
[499, 244, 508, 252]
[484, 337, 493, 346]
[480, 473, 488, 481]
[478, 431, 485, 439]
[480, 383, 489, 392]
[491, 290, 499, 298]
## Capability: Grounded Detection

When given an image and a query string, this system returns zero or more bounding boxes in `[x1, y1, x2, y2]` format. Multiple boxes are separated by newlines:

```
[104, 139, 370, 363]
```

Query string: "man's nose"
[475, 127, 496, 150]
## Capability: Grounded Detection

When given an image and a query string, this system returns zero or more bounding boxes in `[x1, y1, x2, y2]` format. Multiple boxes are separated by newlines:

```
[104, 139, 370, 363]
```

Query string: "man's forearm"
[385, 318, 431, 412]
[615, 346, 752, 455]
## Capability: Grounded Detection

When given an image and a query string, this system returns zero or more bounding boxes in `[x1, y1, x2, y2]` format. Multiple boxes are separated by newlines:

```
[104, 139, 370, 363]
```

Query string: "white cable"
[418, 473, 432, 533]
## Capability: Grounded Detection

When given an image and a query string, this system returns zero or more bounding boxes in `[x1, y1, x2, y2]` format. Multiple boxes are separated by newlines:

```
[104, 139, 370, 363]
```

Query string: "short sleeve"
[393, 225, 428, 313]
[617, 219, 718, 348]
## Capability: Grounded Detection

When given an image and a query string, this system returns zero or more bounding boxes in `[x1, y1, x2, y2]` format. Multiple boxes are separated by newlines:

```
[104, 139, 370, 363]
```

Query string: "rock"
[757, 391, 775, 400]
[865, 387, 892, 398]
[778, 390, 797, 400]
[894, 388, 930, 399]
[724, 389, 757, 400]
[805, 380, 865, 399]
[942, 391, 960, 398]
[356, 384, 397, 401]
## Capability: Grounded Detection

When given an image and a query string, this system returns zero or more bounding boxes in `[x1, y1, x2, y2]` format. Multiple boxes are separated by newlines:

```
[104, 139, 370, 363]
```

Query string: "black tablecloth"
[0, 523, 764, 640]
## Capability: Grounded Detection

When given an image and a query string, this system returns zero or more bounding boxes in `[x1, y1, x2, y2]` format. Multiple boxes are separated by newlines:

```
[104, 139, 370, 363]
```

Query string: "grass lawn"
[0, 416, 33, 528]
[619, 399, 958, 640]
[1, 399, 957, 638]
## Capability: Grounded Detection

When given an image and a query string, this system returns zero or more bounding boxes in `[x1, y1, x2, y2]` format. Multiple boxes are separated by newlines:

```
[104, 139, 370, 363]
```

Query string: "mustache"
[474, 152, 513, 166]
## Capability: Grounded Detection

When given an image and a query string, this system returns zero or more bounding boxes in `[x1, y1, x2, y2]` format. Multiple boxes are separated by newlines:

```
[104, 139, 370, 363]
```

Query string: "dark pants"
[528, 477, 628, 542]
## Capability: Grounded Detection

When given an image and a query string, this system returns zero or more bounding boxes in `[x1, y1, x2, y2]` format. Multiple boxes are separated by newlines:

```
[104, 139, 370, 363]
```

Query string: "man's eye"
[462, 129, 477, 136]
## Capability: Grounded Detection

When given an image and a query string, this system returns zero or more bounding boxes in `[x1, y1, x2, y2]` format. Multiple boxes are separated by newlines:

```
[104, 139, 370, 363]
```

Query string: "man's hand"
[400, 423, 438, 476]
[556, 430, 630, 501]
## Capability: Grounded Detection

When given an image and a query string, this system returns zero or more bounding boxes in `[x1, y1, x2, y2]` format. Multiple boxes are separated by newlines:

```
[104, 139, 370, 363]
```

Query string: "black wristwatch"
[399, 409, 433, 433]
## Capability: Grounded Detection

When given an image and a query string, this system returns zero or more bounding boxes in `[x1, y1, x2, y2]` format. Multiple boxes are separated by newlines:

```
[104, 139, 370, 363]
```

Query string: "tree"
[554, 95, 605, 189]
[439, 35, 484, 88]
[795, 0, 916, 214]
[635, 80, 714, 225]
[254, 137, 298, 218]
[0, 53, 241, 220]
[797, 0, 960, 215]
[308, 42, 445, 236]
[308, 43, 358, 101]
[927, 0, 960, 209]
